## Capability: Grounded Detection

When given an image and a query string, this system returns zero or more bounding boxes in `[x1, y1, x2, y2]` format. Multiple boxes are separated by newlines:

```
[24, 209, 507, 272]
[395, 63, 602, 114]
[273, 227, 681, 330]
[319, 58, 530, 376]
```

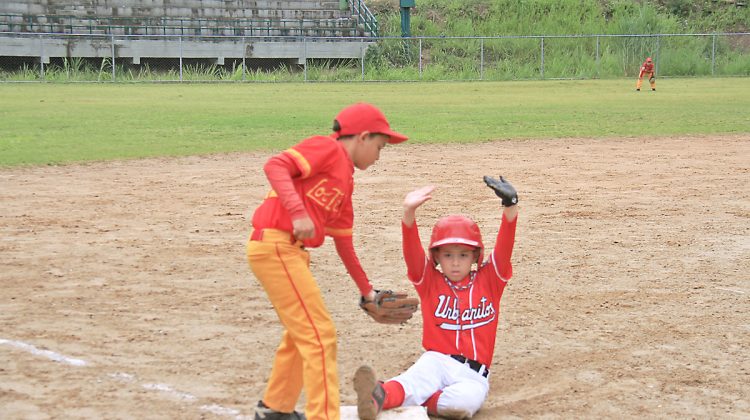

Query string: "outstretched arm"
[333, 235, 374, 299]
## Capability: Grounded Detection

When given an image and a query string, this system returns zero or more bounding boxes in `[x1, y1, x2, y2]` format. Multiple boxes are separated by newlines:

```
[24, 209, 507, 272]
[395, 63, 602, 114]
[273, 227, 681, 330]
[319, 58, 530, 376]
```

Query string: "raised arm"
[484, 176, 519, 280]
[402, 185, 435, 227]
[402, 186, 435, 281]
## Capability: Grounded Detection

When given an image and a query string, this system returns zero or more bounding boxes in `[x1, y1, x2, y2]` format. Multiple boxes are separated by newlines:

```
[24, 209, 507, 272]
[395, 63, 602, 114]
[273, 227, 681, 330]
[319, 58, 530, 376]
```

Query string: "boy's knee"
[438, 405, 473, 419]
[437, 386, 486, 418]
[320, 325, 337, 345]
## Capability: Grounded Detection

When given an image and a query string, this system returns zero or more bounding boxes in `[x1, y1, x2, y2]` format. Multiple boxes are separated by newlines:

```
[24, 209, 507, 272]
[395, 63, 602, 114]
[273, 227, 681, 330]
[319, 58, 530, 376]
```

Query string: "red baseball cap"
[331, 102, 408, 144]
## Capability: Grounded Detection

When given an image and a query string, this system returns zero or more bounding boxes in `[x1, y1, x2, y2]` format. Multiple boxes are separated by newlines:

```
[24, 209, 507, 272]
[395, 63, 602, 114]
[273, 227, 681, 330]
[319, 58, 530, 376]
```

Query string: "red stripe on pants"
[247, 232, 339, 420]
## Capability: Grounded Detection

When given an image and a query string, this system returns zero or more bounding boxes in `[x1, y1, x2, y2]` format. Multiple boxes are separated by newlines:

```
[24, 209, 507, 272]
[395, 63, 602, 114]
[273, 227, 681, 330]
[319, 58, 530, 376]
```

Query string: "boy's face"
[434, 244, 478, 283]
[352, 133, 389, 170]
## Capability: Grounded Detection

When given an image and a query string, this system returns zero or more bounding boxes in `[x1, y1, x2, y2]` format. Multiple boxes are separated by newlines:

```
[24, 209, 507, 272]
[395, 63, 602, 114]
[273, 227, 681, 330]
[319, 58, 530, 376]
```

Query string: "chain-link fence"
[1, 32, 748, 82]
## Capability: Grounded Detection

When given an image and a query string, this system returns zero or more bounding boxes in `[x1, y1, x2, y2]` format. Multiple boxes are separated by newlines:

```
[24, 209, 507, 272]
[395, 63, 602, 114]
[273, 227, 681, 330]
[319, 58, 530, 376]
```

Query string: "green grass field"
[1, 78, 748, 166]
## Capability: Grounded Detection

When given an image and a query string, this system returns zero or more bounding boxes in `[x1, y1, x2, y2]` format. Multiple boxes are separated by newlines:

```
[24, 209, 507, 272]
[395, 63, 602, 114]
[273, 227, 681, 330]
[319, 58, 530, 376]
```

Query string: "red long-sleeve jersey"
[639, 60, 655, 77]
[252, 135, 373, 296]
[402, 214, 517, 366]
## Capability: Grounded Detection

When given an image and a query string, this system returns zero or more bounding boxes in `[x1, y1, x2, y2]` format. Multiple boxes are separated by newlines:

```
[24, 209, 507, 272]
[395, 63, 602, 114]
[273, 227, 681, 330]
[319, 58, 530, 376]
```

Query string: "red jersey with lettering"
[252, 135, 355, 247]
[402, 214, 517, 367]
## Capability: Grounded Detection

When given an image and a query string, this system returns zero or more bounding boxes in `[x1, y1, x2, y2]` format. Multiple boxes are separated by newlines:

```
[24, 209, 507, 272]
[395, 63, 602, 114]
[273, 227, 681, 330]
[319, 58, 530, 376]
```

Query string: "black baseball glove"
[483, 176, 518, 206]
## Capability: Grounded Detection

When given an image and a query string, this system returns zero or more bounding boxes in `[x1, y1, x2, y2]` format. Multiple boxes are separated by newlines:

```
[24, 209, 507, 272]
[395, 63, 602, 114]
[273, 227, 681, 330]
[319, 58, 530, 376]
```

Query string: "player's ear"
[357, 131, 371, 142]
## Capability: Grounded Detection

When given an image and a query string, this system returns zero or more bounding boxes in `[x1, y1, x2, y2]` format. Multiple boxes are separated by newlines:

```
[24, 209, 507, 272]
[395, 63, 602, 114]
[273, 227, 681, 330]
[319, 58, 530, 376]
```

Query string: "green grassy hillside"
[362, 0, 750, 79]
[369, 0, 750, 36]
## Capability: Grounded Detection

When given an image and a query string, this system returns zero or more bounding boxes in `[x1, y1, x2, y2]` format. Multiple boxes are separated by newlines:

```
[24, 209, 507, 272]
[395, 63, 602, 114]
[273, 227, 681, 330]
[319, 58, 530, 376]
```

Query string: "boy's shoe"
[254, 400, 306, 420]
[353, 365, 385, 420]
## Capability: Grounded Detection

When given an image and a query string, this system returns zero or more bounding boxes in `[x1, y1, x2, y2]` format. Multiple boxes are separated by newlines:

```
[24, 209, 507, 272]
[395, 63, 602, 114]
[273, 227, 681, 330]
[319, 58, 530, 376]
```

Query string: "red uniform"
[251, 135, 371, 295]
[403, 214, 516, 366]
[247, 102, 408, 420]
[247, 136, 369, 420]
[382, 213, 517, 417]
[636, 57, 656, 91]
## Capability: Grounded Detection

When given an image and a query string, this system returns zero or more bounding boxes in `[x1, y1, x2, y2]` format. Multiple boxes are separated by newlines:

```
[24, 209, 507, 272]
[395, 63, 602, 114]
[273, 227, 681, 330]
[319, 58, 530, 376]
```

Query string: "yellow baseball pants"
[247, 229, 339, 420]
[636, 72, 655, 90]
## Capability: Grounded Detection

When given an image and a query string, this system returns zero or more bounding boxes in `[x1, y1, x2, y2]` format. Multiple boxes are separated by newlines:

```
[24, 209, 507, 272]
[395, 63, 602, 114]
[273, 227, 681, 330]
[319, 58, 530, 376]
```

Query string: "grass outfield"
[1, 78, 748, 166]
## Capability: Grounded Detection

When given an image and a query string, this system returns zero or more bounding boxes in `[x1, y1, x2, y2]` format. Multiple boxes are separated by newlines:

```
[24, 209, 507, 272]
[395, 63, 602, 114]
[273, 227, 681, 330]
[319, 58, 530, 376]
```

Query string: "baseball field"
[1, 79, 749, 418]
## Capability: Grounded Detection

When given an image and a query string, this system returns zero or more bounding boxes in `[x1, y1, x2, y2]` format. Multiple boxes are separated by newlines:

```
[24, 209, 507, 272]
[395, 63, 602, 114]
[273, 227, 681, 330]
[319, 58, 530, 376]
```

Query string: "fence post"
[111, 34, 116, 82]
[419, 38, 422, 78]
[303, 37, 308, 82]
[480, 38, 484, 80]
[242, 36, 246, 81]
[655, 34, 660, 75]
[179, 36, 183, 82]
[595, 35, 600, 79]
[39, 34, 45, 80]
[361, 37, 365, 81]
[711, 33, 716, 76]
[540, 36, 545, 79]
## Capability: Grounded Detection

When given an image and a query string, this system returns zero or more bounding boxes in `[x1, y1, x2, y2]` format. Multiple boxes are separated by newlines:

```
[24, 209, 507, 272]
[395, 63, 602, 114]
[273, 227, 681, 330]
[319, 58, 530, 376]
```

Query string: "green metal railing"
[349, 0, 379, 37]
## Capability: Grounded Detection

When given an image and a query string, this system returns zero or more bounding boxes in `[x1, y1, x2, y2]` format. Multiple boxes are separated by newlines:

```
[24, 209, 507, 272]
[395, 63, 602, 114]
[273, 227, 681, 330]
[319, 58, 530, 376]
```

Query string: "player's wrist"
[363, 289, 376, 302]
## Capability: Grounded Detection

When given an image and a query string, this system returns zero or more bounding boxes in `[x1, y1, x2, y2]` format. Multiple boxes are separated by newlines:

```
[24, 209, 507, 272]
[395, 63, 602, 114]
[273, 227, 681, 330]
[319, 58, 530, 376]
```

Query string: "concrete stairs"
[0, 0, 373, 38]
[0, 1, 378, 65]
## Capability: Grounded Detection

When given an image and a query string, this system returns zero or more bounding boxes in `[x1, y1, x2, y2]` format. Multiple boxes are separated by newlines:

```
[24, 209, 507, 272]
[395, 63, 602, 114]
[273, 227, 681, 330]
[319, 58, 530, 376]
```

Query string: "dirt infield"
[1, 135, 748, 419]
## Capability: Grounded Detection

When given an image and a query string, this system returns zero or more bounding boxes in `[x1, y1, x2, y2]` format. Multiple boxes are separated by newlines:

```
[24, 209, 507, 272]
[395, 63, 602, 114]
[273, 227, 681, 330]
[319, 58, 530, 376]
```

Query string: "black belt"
[450, 354, 489, 378]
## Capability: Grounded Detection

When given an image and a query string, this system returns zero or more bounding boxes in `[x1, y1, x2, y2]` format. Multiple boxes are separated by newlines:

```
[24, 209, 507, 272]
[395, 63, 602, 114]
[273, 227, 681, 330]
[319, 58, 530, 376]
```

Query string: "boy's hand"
[292, 216, 315, 239]
[360, 290, 419, 324]
[404, 185, 435, 211]
[483, 176, 518, 206]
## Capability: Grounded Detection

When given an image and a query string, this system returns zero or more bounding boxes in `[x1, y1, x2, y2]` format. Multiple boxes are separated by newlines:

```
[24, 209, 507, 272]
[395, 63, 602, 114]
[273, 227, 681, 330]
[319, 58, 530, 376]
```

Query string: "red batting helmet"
[646, 57, 652, 62]
[429, 215, 484, 263]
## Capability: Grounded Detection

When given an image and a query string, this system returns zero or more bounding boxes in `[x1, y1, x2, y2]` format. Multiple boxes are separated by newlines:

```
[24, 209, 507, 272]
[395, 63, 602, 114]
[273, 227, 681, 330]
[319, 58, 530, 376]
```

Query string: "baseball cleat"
[353, 365, 384, 420]
[254, 400, 306, 420]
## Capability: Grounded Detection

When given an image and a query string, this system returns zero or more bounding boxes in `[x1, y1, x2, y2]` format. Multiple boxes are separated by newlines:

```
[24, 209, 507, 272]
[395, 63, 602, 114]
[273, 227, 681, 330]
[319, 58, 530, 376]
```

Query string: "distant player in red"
[353, 176, 519, 419]
[247, 102, 411, 420]
[636, 56, 656, 91]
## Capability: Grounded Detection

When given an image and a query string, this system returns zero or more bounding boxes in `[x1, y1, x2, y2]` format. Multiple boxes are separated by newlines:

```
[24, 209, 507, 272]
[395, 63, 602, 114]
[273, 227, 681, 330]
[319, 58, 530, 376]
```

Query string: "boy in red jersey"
[247, 103, 415, 420]
[353, 177, 519, 420]
[636, 57, 656, 91]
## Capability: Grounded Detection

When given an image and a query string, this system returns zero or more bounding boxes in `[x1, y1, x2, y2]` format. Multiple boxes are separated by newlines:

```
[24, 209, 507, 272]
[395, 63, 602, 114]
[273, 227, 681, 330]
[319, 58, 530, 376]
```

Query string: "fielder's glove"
[360, 290, 419, 325]
[483, 175, 518, 206]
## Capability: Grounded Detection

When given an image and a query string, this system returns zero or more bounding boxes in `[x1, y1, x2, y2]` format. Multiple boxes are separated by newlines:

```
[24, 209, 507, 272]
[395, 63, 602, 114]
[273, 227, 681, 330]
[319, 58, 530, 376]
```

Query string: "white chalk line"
[714, 287, 746, 294]
[142, 383, 198, 402]
[0, 338, 88, 367]
[1, 337, 246, 418]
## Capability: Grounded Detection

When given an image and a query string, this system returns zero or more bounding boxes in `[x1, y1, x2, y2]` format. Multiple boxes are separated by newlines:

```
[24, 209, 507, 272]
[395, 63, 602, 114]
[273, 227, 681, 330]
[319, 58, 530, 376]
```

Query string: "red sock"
[382, 380, 405, 409]
[422, 390, 442, 415]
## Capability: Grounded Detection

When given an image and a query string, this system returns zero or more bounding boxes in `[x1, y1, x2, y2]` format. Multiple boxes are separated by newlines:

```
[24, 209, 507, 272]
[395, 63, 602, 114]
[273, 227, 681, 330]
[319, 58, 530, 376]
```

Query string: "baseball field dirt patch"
[1, 135, 748, 418]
